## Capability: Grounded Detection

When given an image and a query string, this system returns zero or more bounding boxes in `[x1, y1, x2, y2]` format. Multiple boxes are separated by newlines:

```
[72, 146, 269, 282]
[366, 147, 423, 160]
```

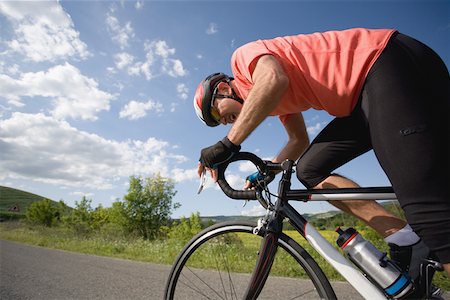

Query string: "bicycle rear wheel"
[165, 221, 337, 299]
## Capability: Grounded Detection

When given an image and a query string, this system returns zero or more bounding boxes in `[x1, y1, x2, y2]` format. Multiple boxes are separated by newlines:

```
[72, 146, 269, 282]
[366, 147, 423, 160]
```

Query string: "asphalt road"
[0, 240, 447, 299]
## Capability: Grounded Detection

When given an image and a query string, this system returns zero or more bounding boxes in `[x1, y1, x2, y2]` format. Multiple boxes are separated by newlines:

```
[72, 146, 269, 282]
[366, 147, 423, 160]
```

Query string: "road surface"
[1, 240, 446, 299]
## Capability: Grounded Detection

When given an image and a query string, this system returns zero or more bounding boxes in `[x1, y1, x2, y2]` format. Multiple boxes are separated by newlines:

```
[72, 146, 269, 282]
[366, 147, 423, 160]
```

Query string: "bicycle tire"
[164, 221, 337, 300]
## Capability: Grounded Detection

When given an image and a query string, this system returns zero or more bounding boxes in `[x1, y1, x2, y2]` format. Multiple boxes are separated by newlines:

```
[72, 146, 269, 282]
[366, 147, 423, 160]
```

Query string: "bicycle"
[164, 152, 444, 299]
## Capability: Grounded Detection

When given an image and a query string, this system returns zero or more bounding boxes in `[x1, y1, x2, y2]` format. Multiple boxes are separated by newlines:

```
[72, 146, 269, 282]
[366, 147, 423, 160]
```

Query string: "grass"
[0, 186, 53, 211]
[0, 221, 448, 290]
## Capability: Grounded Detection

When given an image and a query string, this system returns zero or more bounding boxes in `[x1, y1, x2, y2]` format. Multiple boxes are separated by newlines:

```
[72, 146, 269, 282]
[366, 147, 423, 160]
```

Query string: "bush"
[168, 212, 203, 243]
[26, 199, 58, 227]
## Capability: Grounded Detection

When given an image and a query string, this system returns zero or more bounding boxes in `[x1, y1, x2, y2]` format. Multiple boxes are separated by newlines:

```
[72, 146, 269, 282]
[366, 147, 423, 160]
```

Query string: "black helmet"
[193, 72, 232, 127]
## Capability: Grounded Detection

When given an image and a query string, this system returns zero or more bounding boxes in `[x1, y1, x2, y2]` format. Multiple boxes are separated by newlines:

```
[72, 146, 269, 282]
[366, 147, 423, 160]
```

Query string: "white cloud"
[119, 100, 163, 120]
[151, 40, 175, 58]
[241, 205, 266, 217]
[114, 52, 134, 69]
[225, 172, 246, 190]
[0, 63, 115, 120]
[149, 40, 186, 77]
[135, 1, 144, 10]
[307, 122, 327, 136]
[163, 59, 187, 77]
[171, 168, 198, 183]
[177, 83, 189, 100]
[106, 12, 134, 49]
[238, 157, 272, 174]
[0, 1, 90, 62]
[170, 103, 179, 113]
[7, 64, 20, 75]
[239, 161, 258, 173]
[126, 40, 187, 80]
[0, 113, 190, 189]
[206, 23, 218, 35]
[128, 52, 154, 80]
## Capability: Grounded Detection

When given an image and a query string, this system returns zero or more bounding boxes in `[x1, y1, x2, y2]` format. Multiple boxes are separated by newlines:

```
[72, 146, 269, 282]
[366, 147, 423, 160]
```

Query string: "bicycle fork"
[244, 212, 283, 300]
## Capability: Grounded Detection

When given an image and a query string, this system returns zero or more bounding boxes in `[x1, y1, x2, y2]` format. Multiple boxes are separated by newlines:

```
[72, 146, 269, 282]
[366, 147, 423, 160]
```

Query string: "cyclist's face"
[212, 82, 242, 125]
[214, 98, 242, 125]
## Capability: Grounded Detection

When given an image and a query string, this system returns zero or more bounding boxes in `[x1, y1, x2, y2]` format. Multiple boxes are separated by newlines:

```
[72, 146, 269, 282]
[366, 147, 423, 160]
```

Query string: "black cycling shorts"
[296, 33, 450, 263]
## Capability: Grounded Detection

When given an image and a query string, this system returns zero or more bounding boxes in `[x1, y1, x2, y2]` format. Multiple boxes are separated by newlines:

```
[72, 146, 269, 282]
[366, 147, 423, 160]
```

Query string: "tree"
[26, 199, 58, 227]
[123, 174, 180, 239]
[65, 196, 95, 234]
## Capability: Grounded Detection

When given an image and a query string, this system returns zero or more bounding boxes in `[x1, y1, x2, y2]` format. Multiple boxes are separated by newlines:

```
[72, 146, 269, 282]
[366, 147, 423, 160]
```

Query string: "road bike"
[164, 152, 444, 299]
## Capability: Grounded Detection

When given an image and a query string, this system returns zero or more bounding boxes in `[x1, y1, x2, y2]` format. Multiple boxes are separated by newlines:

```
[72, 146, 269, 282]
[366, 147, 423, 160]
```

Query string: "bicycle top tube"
[217, 152, 395, 202]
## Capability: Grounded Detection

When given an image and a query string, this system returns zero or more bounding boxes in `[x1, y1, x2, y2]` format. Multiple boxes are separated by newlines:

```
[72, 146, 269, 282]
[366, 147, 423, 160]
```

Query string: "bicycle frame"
[217, 153, 398, 299]
[281, 200, 387, 299]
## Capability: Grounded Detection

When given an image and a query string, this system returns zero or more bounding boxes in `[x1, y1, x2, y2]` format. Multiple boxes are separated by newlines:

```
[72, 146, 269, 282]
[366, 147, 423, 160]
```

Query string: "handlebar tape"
[217, 152, 266, 200]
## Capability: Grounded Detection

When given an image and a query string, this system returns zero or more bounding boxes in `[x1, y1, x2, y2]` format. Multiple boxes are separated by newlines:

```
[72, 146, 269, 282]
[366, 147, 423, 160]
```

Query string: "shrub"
[26, 199, 58, 227]
[168, 212, 203, 243]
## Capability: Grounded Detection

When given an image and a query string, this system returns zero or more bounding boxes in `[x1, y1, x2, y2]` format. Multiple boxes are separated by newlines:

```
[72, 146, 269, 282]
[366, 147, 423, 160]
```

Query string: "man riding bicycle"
[193, 28, 450, 291]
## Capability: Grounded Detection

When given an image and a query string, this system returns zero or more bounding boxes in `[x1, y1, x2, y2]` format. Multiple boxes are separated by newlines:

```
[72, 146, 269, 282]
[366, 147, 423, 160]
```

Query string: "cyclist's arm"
[273, 113, 310, 164]
[227, 55, 289, 146]
[244, 113, 309, 189]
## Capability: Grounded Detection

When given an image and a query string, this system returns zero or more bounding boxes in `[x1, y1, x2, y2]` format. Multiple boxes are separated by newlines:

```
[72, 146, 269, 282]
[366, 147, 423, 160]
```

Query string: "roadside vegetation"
[1, 176, 448, 290]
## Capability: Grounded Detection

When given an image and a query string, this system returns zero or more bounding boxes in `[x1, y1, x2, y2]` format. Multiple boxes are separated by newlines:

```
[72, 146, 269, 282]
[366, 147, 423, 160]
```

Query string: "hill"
[0, 186, 56, 218]
[198, 200, 403, 230]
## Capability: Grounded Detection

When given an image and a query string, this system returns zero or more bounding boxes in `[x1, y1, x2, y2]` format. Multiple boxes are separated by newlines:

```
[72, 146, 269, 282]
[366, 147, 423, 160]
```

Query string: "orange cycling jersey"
[231, 28, 397, 123]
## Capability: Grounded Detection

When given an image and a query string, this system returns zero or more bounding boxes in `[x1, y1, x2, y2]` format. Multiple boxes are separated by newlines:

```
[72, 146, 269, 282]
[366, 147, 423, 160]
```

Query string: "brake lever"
[197, 169, 207, 194]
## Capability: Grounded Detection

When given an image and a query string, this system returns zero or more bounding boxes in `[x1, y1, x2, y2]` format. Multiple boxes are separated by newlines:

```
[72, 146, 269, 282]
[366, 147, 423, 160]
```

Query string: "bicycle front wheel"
[165, 221, 336, 299]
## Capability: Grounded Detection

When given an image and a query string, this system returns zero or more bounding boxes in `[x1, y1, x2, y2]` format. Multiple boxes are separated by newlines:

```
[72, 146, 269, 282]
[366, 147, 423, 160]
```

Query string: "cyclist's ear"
[217, 81, 232, 95]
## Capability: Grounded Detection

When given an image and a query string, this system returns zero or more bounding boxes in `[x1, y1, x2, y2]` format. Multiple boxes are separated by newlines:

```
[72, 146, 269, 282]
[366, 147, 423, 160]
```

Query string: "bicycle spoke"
[223, 255, 238, 300]
[213, 252, 229, 300]
[180, 266, 226, 299]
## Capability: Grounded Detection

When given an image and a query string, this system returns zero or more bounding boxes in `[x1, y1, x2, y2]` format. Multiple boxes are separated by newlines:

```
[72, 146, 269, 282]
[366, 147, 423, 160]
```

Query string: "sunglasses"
[210, 85, 243, 123]
[210, 87, 229, 123]
[210, 104, 221, 123]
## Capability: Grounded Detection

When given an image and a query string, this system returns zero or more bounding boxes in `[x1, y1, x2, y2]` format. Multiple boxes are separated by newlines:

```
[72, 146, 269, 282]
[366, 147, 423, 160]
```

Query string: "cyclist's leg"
[296, 107, 407, 237]
[362, 32, 450, 273]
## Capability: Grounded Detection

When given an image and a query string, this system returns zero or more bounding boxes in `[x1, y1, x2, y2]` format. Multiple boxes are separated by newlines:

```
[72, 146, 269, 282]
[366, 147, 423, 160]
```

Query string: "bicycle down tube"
[281, 201, 386, 299]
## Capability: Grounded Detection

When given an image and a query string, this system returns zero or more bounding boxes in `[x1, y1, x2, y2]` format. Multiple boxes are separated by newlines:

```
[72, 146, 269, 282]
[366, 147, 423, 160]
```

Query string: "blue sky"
[0, 0, 448, 218]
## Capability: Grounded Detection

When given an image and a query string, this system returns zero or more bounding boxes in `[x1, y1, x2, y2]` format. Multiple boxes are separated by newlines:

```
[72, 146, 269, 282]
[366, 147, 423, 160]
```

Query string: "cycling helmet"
[193, 72, 236, 127]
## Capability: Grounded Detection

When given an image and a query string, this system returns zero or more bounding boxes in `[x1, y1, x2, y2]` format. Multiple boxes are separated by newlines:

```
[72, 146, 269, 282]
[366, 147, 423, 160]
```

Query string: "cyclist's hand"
[197, 162, 217, 182]
[244, 171, 264, 190]
[244, 171, 275, 190]
[199, 137, 241, 181]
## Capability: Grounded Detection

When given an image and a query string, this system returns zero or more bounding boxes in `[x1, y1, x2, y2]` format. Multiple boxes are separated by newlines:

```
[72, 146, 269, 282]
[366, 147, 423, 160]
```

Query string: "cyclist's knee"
[296, 164, 328, 188]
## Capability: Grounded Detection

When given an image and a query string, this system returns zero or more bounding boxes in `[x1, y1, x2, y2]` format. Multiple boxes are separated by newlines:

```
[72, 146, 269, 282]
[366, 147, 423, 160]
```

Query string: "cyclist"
[194, 28, 450, 287]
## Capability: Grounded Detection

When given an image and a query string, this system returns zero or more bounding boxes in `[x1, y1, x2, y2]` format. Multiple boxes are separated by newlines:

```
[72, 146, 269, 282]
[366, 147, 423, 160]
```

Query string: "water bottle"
[336, 227, 414, 299]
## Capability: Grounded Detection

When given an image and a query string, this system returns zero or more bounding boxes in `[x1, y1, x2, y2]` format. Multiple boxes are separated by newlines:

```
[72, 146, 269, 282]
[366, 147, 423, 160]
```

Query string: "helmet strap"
[230, 88, 244, 104]
[225, 78, 244, 105]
